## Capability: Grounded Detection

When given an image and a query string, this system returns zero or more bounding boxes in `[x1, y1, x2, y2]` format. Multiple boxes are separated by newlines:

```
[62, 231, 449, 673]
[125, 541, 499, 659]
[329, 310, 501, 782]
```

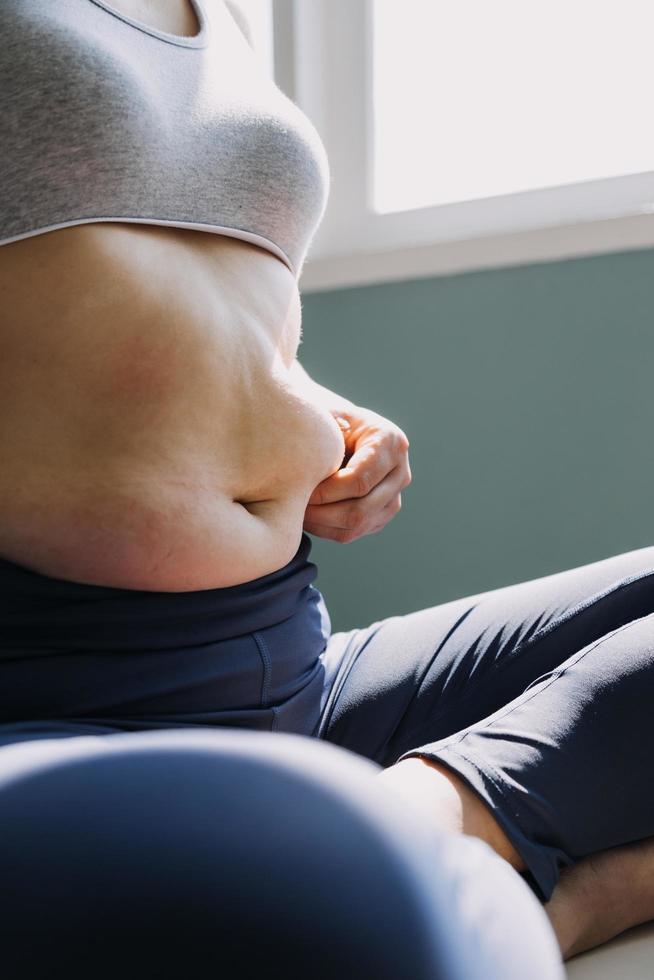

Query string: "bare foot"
[545, 836, 654, 960]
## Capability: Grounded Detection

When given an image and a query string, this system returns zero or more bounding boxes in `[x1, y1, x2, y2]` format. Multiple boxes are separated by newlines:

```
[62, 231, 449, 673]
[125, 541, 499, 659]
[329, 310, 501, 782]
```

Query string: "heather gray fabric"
[0, 0, 329, 278]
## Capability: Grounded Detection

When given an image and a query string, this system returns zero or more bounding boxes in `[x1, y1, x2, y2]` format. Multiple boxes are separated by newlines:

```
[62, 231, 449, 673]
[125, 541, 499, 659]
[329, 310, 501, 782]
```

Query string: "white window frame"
[273, 0, 654, 292]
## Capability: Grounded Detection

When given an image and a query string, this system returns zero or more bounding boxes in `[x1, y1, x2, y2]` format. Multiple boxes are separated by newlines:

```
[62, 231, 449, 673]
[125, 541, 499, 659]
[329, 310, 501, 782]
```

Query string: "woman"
[1, 1, 654, 975]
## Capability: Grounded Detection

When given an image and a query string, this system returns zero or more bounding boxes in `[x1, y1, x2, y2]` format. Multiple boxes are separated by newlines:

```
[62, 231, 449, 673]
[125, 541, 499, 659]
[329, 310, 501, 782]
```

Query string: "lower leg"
[376, 757, 526, 870]
[544, 836, 654, 959]
[377, 758, 654, 961]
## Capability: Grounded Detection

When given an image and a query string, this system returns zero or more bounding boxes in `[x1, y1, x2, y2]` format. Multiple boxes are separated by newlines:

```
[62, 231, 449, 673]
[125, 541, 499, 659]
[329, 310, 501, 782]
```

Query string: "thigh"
[317, 545, 654, 766]
[0, 728, 562, 980]
[399, 609, 654, 903]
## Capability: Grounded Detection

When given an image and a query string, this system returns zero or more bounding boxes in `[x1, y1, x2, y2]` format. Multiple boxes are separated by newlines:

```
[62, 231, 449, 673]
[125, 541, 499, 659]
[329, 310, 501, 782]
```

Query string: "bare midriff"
[0, 223, 346, 590]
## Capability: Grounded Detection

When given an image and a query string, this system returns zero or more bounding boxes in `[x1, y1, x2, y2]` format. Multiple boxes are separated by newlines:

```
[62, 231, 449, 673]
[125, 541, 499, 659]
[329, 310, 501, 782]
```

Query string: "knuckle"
[346, 500, 367, 528]
[394, 429, 410, 451]
[354, 471, 372, 497]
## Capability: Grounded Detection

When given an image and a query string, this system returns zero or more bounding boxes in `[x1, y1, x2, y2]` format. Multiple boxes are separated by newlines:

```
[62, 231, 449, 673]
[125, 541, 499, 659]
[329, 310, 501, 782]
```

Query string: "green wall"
[299, 248, 654, 632]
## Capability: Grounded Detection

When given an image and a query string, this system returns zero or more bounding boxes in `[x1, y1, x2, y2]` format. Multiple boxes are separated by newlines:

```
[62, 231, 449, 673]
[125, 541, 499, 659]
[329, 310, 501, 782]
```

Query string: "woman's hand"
[303, 405, 411, 543]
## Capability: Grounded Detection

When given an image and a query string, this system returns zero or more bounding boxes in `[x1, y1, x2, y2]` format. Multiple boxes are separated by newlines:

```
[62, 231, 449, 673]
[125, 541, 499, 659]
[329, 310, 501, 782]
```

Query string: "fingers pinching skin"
[304, 407, 411, 542]
[310, 429, 409, 502]
[304, 467, 410, 543]
[309, 445, 387, 505]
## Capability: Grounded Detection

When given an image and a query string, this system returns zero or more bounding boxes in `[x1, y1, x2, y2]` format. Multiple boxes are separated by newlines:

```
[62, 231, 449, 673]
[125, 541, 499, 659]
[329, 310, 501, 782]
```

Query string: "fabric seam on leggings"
[390, 569, 654, 759]
[252, 631, 272, 708]
[316, 619, 396, 740]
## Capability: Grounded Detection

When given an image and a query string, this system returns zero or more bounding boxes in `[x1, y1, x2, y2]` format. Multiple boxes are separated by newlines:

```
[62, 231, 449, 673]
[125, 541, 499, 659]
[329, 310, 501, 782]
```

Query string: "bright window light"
[230, 0, 275, 77]
[372, 0, 654, 213]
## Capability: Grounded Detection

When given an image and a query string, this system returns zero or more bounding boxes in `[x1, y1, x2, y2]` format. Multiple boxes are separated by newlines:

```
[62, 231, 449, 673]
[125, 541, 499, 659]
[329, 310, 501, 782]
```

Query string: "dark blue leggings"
[1, 729, 562, 980]
[2, 539, 654, 977]
[319, 543, 654, 902]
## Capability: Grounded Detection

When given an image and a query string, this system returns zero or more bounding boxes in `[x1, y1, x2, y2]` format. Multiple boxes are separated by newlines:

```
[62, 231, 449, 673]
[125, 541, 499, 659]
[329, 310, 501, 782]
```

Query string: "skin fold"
[5, 2, 648, 965]
[0, 221, 410, 590]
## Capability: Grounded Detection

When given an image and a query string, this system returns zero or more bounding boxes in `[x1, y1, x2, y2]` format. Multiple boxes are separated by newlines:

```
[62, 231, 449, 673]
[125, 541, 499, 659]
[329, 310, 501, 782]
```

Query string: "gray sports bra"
[0, 0, 330, 278]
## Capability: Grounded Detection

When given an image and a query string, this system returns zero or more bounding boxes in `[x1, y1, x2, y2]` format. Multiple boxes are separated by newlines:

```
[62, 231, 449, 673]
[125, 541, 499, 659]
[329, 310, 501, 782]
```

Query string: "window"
[372, 0, 654, 214]
[230, 0, 275, 77]
[273, 0, 654, 290]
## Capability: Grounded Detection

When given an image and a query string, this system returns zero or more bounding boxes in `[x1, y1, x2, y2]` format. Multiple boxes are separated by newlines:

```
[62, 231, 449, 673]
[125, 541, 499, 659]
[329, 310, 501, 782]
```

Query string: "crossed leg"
[318, 545, 654, 959]
[378, 755, 654, 959]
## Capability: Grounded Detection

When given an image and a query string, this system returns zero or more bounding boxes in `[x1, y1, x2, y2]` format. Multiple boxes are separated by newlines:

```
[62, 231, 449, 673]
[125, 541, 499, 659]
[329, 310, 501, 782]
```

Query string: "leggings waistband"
[0, 533, 318, 651]
[0, 533, 330, 732]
